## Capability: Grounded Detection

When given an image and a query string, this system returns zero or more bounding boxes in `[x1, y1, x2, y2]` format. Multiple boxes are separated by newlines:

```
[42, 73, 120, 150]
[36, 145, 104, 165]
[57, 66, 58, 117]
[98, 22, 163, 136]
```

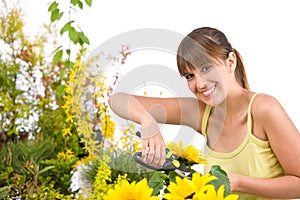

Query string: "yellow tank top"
[202, 93, 285, 200]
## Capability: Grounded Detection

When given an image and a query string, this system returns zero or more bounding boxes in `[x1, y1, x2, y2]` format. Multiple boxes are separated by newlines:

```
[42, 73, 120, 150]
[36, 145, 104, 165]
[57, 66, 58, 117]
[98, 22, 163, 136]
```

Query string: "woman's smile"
[201, 84, 216, 97]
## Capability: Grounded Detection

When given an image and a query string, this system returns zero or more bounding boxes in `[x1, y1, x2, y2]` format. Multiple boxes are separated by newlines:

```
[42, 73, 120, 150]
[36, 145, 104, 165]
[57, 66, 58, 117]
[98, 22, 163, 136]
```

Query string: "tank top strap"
[201, 105, 212, 135]
[247, 93, 260, 134]
[202, 93, 260, 136]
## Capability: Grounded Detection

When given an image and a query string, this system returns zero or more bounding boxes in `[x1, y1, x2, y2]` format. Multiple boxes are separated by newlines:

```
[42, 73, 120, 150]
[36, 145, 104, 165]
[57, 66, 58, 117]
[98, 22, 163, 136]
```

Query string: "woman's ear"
[227, 52, 237, 73]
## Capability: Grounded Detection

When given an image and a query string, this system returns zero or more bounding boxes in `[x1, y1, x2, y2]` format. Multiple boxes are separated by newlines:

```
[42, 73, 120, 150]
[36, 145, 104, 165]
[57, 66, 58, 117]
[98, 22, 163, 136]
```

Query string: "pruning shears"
[133, 148, 191, 173]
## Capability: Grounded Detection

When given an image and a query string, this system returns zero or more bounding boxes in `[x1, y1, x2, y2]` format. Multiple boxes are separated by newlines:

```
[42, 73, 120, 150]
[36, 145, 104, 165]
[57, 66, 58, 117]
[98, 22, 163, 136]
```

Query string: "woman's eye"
[184, 74, 194, 80]
[201, 66, 210, 73]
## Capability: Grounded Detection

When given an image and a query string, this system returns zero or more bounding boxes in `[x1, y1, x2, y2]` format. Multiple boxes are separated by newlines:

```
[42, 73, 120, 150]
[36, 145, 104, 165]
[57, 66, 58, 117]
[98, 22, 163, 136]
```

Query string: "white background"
[22, 0, 300, 132]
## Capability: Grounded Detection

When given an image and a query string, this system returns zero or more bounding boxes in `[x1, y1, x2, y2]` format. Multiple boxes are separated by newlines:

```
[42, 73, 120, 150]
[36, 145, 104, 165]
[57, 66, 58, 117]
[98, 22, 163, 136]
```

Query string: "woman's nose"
[196, 75, 208, 90]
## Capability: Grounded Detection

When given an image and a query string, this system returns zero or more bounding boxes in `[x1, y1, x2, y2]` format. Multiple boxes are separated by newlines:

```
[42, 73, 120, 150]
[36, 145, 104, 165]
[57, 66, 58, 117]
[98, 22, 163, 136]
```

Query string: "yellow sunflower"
[104, 178, 159, 200]
[163, 176, 195, 200]
[193, 185, 239, 200]
[164, 173, 218, 200]
[167, 141, 207, 164]
[190, 173, 217, 193]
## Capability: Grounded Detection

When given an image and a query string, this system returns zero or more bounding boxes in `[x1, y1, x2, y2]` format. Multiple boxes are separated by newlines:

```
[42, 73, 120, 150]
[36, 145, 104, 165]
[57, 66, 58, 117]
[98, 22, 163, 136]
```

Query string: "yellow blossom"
[167, 141, 207, 164]
[73, 154, 96, 169]
[64, 83, 74, 95]
[164, 173, 217, 200]
[190, 173, 217, 193]
[89, 161, 113, 199]
[164, 176, 195, 200]
[104, 178, 159, 200]
[65, 113, 73, 123]
[101, 115, 115, 139]
[193, 185, 239, 200]
[62, 127, 72, 137]
[57, 149, 75, 160]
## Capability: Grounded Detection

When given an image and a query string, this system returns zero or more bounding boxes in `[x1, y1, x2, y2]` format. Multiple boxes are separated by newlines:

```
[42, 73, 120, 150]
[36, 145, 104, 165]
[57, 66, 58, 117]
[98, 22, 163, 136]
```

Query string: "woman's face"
[183, 60, 229, 106]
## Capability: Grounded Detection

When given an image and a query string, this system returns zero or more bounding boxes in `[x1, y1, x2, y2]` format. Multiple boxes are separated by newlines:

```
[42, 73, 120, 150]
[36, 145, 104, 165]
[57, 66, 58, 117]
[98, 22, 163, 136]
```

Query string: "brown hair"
[177, 27, 249, 90]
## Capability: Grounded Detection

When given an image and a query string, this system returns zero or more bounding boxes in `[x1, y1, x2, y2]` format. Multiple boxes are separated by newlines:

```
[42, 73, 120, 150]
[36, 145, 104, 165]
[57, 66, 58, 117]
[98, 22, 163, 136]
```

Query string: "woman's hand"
[140, 116, 166, 167]
[141, 132, 166, 167]
[228, 173, 241, 192]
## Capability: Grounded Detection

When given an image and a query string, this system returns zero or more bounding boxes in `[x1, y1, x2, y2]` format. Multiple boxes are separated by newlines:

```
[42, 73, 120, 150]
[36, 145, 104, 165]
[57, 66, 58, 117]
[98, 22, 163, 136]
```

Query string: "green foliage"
[38, 105, 85, 156]
[209, 165, 231, 197]
[48, 0, 92, 62]
[41, 157, 78, 194]
[54, 49, 64, 64]
[24, 184, 74, 200]
[83, 151, 151, 186]
[109, 151, 151, 182]
[0, 1, 24, 43]
[0, 0, 87, 198]
[148, 171, 165, 196]
[0, 136, 52, 192]
[0, 136, 79, 198]
[0, 0, 37, 136]
[49, 5, 63, 22]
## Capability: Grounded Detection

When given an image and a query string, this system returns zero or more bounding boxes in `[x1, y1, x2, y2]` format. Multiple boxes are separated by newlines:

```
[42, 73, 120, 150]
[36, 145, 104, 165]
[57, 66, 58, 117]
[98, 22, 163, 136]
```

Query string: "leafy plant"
[0, 136, 54, 196]
[41, 157, 78, 194]
[0, 0, 43, 137]
[209, 165, 231, 196]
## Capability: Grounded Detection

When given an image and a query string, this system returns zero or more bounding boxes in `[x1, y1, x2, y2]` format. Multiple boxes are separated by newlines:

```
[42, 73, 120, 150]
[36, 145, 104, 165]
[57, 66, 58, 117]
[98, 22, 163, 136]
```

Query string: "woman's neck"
[215, 87, 249, 119]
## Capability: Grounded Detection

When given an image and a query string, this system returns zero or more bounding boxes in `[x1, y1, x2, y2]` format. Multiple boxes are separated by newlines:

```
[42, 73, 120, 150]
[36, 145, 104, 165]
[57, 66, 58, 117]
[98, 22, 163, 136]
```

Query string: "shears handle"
[133, 150, 191, 172]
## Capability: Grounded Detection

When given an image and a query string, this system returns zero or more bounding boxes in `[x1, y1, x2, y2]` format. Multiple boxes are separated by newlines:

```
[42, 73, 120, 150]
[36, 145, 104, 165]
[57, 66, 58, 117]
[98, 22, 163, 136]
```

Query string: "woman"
[108, 27, 300, 199]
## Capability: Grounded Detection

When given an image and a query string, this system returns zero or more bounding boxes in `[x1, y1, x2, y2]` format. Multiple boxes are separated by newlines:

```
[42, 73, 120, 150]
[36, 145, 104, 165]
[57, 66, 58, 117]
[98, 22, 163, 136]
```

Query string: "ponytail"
[234, 49, 249, 90]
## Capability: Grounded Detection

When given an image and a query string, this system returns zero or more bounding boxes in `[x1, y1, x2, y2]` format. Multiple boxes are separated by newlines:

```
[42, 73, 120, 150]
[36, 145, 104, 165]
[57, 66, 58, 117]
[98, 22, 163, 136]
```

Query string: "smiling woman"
[108, 27, 300, 199]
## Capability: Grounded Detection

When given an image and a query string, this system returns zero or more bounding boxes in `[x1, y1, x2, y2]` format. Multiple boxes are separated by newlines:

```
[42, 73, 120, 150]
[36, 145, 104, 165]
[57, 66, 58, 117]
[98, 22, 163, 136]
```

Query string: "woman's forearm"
[108, 92, 150, 124]
[108, 92, 160, 137]
[232, 173, 300, 199]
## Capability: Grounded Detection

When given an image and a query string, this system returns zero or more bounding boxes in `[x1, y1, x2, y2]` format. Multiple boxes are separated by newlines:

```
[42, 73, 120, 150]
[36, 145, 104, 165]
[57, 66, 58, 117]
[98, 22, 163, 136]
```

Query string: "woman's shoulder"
[251, 92, 283, 118]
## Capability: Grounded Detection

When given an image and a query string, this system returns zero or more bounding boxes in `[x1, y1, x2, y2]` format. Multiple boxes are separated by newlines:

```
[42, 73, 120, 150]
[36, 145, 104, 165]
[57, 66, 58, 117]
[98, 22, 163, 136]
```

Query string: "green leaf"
[168, 171, 178, 183]
[53, 49, 63, 64]
[69, 27, 79, 44]
[56, 84, 65, 97]
[63, 60, 74, 69]
[71, 0, 80, 6]
[48, 1, 58, 12]
[39, 166, 55, 175]
[59, 69, 66, 80]
[0, 186, 10, 199]
[66, 49, 71, 56]
[78, 1, 83, 9]
[50, 9, 63, 22]
[20, 174, 26, 186]
[71, 0, 83, 9]
[85, 0, 92, 6]
[148, 171, 164, 196]
[209, 165, 231, 196]
[60, 21, 74, 35]
[78, 32, 90, 45]
[24, 165, 34, 175]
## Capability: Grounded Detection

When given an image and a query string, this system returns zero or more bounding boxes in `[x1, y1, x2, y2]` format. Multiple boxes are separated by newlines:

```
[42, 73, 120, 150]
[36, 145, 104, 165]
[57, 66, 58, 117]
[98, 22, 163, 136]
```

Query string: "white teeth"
[202, 86, 215, 96]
